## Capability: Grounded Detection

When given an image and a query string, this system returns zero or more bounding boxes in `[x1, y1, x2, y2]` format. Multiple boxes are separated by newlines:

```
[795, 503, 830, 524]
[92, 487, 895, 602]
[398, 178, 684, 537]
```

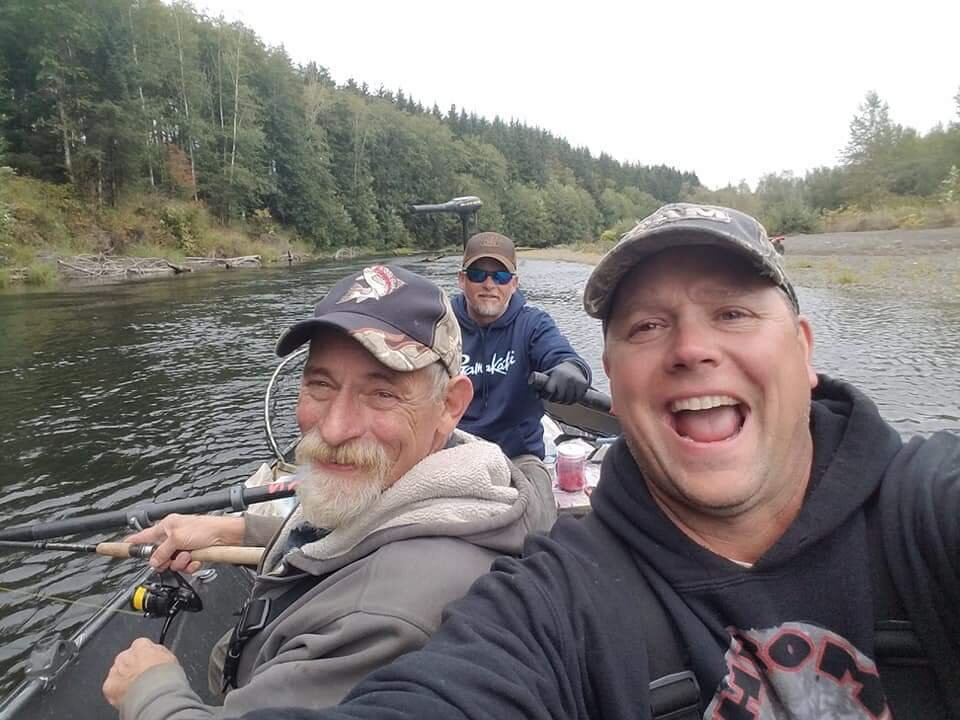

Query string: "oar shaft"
[0, 478, 299, 542]
[95, 543, 264, 566]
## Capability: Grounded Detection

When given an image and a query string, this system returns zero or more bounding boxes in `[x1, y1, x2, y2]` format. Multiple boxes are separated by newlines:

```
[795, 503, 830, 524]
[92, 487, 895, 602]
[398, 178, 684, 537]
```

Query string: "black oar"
[0, 477, 299, 542]
[528, 372, 621, 439]
[0, 540, 263, 566]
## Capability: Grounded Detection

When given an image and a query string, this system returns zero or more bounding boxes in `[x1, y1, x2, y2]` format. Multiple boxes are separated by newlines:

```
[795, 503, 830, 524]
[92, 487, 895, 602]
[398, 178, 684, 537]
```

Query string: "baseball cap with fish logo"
[583, 203, 798, 320]
[276, 264, 461, 376]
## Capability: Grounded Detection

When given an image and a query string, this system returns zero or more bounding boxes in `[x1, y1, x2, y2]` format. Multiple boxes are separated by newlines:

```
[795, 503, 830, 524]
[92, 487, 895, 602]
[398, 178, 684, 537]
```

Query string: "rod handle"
[190, 546, 264, 566]
[95, 543, 265, 566]
[528, 372, 612, 413]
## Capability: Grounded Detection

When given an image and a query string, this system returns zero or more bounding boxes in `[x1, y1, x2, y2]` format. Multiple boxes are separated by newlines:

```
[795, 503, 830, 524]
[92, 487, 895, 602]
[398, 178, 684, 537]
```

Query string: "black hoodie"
[244, 376, 959, 720]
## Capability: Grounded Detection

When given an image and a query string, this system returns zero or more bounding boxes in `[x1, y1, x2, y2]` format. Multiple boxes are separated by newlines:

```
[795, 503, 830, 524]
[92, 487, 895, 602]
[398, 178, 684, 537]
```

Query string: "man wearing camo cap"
[238, 206, 958, 720]
[103, 265, 556, 718]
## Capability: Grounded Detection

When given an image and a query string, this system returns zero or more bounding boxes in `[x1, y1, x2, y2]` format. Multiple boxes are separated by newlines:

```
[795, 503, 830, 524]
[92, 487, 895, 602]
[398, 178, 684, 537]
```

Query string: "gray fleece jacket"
[119, 431, 556, 720]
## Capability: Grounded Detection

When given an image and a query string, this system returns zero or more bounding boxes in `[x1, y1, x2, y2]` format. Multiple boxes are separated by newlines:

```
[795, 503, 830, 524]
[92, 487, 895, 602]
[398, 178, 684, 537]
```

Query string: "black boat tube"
[528, 372, 620, 439]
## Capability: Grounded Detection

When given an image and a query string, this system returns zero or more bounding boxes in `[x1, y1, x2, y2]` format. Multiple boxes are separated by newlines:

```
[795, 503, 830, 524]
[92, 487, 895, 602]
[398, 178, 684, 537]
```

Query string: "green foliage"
[542, 181, 601, 245]
[939, 166, 960, 204]
[159, 203, 204, 254]
[501, 182, 549, 246]
[803, 167, 847, 211]
[682, 181, 762, 218]
[843, 91, 896, 165]
[822, 202, 960, 233]
[761, 201, 820, 235]
[23, 260, 58, 286]
[0, 0, 698, 254]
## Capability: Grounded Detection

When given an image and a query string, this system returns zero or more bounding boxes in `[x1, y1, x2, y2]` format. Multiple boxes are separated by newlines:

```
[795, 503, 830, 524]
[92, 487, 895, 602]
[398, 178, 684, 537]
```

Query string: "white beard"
[294, 429, 391, 529]
[296, 466, 386, 529]
[472, 298, 507, 318]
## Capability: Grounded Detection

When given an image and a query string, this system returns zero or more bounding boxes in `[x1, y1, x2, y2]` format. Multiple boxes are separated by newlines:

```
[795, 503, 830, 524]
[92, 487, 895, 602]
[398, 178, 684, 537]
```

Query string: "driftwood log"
[334, 247, 360, 260]
[55, 254, 261, 279]
[183, 255, 261, 269]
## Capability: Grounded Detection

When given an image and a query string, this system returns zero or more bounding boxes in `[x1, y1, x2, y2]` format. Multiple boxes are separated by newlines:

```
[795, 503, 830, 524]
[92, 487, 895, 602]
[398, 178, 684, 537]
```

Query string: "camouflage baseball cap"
[276, 264, 462, 376]
[583, 203, 798, 319]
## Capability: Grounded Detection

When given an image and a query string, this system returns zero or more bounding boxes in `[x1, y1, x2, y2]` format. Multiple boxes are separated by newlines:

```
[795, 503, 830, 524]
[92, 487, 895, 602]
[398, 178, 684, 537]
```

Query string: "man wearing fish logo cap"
[103, 265, 555, 718]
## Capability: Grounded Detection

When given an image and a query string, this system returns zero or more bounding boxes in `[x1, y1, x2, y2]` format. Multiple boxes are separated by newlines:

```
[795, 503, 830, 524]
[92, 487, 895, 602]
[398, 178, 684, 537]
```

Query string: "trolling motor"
[409, 195, 483, 249]
[131, 570, 204, 645]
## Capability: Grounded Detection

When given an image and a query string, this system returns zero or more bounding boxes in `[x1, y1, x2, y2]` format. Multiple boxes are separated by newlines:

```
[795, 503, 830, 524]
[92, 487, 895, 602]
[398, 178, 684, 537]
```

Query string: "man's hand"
[103, 638, 177, 708]
[541, 361, 590, 405]
[125, 513, 245, 573]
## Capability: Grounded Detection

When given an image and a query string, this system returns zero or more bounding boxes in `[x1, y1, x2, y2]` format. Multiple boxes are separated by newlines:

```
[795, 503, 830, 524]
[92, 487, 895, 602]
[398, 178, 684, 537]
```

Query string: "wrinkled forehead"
[608, 246, 777, 316]
[304, 328, 396, 376]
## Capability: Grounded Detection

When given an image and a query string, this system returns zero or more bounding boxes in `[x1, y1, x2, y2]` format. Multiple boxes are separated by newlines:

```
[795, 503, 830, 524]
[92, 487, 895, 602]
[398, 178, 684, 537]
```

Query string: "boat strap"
[221, 572, 318, 692]
[581, 513, 701, 720]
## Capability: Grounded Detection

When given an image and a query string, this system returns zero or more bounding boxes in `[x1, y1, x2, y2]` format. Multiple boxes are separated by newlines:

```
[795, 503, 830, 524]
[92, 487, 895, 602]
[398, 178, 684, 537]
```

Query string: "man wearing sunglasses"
[453, 231, 592, 501]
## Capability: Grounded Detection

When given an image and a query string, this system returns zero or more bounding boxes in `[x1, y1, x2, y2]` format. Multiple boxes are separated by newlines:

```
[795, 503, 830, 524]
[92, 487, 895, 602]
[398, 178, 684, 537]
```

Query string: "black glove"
[541, 361, 590, 405]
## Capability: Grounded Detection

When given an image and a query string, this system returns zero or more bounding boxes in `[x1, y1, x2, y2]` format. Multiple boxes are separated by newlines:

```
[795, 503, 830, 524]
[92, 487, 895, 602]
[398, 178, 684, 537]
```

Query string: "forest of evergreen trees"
[0, 0, 698, 251]
[2, 0, 959, 260]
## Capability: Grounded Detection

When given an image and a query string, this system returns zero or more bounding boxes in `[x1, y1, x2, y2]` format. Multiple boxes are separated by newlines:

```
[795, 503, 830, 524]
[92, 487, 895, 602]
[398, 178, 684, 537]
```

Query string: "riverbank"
[0, 174, 315, 288]
[0, 175, 464, 289]
[519, 227, 960, 304]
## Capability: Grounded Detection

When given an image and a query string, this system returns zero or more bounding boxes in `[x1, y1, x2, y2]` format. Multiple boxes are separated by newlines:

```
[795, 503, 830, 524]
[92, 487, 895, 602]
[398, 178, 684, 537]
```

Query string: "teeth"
[670, 395, 739, 412]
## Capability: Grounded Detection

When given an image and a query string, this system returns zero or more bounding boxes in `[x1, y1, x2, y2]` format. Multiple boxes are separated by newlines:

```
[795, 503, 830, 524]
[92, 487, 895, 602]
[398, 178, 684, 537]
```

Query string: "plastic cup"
[556, 442, 588, 492]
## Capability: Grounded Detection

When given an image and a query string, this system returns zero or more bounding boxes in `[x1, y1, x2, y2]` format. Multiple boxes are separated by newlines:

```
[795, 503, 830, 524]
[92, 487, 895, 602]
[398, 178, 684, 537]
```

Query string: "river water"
[0, 255, 958, 694]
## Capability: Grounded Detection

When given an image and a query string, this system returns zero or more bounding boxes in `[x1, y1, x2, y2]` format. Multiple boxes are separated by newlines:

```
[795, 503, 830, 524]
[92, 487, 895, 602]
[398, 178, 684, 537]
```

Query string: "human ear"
[438, 375, 474, 434]
[798, 317, 818, 389]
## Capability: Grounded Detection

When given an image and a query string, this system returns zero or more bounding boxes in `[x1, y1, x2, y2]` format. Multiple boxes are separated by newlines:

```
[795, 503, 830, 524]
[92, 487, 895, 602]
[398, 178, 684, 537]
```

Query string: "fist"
[103, 637, 177, 707]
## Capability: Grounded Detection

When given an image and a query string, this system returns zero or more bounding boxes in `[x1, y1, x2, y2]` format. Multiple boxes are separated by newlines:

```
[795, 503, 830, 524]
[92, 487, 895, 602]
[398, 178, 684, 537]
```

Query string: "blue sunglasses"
[463, 268, 515, 285]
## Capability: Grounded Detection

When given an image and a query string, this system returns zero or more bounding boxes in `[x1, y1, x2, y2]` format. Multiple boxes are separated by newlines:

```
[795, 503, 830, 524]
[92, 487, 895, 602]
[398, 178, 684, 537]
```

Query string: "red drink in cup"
[555, 442, 587, 492]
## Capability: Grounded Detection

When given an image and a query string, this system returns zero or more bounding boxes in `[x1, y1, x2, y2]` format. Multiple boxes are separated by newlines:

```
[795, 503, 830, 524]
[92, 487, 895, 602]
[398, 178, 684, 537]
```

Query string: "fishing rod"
[0, 477, 299, 542]
[0, 540, 264, 566]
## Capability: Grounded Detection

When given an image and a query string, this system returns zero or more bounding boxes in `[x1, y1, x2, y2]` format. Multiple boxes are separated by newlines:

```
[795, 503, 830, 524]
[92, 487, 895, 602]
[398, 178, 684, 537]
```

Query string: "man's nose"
[480, 274, 497, 289]
[665, 319, 721, 372]
[317, 392, 364, 446]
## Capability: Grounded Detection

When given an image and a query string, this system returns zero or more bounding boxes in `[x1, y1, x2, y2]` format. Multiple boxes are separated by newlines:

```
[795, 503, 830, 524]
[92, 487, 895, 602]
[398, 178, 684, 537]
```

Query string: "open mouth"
[667, 395, 746, 443]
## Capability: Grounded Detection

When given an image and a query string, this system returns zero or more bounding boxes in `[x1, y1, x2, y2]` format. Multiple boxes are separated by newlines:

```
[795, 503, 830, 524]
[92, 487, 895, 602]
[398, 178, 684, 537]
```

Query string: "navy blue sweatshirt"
[244, 377, 960, 720]
[452, 291, 590, 458]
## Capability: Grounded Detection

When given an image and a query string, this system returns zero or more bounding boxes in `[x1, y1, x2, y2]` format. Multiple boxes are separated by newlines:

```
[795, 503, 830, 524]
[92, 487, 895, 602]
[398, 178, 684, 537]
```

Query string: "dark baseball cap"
[276, 264, 461, 376]
[462, 232, 517, 273]
[583, 203, 799, 319]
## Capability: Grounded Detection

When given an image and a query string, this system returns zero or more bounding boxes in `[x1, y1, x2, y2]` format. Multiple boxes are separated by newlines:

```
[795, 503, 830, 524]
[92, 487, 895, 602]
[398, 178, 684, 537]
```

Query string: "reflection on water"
[0, 255, 958, 692]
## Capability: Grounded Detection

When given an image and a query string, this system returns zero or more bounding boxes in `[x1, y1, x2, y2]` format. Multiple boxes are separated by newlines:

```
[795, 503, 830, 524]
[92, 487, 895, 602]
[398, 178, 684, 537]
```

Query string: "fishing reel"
[131, 570, 203, 645]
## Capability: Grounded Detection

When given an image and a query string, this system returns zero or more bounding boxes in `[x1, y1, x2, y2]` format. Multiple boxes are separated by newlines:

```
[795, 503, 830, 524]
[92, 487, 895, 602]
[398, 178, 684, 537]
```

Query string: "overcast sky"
[194, 0, 959, 190]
